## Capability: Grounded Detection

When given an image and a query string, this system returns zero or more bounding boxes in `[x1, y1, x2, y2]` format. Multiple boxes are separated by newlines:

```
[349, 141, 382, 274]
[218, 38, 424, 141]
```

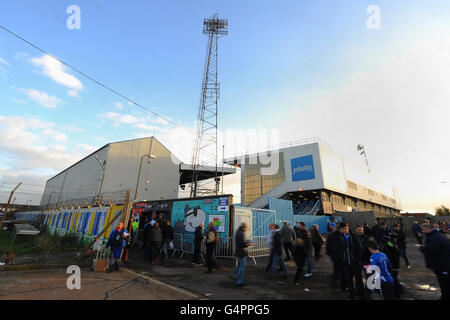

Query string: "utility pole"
[222, 145, 225, 194]
[95, 155, 107, 205]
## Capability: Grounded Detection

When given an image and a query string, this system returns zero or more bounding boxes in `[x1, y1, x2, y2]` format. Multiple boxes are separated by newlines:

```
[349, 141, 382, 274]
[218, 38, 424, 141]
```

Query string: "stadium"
[225, 137, 402, 217]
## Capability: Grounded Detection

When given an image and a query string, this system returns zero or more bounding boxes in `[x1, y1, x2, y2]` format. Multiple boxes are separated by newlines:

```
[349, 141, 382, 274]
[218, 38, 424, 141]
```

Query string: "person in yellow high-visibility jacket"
[131, 219, 139, 245]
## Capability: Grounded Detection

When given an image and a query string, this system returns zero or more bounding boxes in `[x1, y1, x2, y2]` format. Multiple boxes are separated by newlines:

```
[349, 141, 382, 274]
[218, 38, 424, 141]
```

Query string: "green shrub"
[34, 231, 57, 256]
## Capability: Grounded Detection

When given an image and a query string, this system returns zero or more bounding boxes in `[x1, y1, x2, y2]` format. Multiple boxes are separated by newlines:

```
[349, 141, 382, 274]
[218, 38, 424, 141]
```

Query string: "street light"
[46, 191, 57, 207]
[134, 154, 156, 201]
[357, 144, 371, 173]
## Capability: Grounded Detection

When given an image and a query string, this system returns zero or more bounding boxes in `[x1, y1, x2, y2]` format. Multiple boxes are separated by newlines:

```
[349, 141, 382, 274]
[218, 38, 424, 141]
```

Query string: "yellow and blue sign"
[291, 155, 315, 181]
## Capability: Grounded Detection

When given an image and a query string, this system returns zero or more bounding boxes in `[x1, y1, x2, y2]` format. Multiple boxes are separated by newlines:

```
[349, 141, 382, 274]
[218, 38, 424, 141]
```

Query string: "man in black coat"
[412, 221, 423, 245]
[420, 224, 450, 300]
[298, 222, 312, 276]
[192, 222, 205, 265]
[326, 223, 344, 289]
[267, 224, 288, 277]
[337, 222, 365, 300]
[161, 220, 174, 262]
[234, 222, 253, 286]
[363, 223, 373, 239]
[391, 224, 410, 268]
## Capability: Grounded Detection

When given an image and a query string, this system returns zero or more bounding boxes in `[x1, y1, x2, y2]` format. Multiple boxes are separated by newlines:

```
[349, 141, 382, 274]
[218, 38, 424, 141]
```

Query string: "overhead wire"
[0, 24, 195, 135]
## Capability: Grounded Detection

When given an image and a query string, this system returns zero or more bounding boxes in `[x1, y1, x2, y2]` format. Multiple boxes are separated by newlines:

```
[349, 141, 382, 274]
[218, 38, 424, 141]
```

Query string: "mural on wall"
[16, 205, 124, 242]
[171, 197, 230, 253]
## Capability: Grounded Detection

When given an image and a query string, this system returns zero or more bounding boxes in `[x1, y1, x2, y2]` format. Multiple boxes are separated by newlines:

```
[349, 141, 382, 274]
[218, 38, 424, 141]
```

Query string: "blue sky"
[1, 1, 449, 211]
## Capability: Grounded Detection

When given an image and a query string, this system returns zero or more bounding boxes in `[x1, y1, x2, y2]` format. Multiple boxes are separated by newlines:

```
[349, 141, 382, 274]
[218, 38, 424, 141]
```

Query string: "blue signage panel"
[291, 155, 315, 181]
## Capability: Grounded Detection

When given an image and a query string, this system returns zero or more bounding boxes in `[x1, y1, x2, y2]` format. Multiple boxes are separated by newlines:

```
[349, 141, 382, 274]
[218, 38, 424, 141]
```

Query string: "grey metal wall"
[102, 137, 180, 201]
[40, 137, 182, 205]
[40, 146, 109, 205]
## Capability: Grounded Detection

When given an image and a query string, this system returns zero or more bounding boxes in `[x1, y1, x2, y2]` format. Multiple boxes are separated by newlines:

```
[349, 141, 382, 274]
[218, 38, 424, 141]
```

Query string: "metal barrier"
[248, 235, 271, 266]
[214, 236, 234, 258]
[172, 232, 184, 258]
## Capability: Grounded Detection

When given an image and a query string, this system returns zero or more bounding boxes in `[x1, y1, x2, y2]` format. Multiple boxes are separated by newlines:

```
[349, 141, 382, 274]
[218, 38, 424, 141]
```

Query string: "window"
[347, 181, 357, 190]
[243, 152, 285, 205]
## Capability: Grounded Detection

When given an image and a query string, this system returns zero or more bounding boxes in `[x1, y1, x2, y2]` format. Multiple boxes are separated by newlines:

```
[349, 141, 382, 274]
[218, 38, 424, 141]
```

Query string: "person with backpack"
[106, 221, 129, 272]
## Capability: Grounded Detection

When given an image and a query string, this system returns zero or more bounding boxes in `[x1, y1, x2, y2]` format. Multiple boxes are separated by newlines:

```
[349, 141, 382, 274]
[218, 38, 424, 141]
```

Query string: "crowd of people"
[234, 219, 450, 300]
[105, 213, 450, 300]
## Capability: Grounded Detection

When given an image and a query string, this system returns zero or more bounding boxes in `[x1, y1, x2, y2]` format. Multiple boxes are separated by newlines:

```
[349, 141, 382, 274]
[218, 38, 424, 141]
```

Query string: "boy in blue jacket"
[368, 240, 395, 300]
[106, 221, 129, 272]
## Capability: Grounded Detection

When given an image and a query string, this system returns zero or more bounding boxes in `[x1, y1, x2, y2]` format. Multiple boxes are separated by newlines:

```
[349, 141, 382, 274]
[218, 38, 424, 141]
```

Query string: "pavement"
[124, 237, 442, 300]
[0, 267, 203, 300]
[0, 237, 443, 300]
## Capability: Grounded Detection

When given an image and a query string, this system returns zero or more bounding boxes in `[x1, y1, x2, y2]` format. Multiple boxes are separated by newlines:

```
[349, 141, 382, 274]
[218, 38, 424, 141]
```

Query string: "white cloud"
[42, 129, 68, 143]
[115, 102, 123, 110]
[30, 54, 83, 95]
[0, 57, 10, 67]
[67, 89, 80, 98]
[19, 88, 62, 109]
[100, 112, 140, 126]
[0, 116, 98, 187]
[11, 98, 29, 104]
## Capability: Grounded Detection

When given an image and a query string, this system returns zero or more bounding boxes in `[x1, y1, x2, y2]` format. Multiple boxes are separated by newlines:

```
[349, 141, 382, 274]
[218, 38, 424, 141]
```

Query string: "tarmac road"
[0, 267, 204, 300]
[0, 236, 443, 300]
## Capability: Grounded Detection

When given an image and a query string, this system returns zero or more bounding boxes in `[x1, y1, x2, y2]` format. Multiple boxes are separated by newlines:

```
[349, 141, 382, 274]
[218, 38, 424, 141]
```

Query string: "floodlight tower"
[357, 144, 371, 173]
[190, 14, 228, 197]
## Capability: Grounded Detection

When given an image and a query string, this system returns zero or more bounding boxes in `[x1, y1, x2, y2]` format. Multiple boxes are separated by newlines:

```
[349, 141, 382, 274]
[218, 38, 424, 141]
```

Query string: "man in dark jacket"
[326, 223, 344, 289]
[267, 224, 288, 277]
[192, 222, 205, 265]
[337, 222, 365, 300]
[355, 225, 370, 266]
[148, 221, 162, 264]
[412, 221, 423, 245]
[371, 222, 380, 243]
[161, 220, 174, 262]
[420, 224, 450, 300]
[355, 225, 371, 297]
[381, 234, 402, 298]
[298, 222, 312, 277]
[363, 223, 373, 239]
[391, 224, 410, 268]
[376, 223, 391, 247]
[234, 222, 253, 286]
[280, 222, 295, 261]
[142, 220, 152, 261]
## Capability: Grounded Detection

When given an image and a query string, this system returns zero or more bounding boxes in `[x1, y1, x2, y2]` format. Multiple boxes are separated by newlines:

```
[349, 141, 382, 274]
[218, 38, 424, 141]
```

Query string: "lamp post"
[95, 156, 107, 205]
[134, 154, 156, 201]
[46, 191, 57, 207]
[357, 144, 371, 173]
